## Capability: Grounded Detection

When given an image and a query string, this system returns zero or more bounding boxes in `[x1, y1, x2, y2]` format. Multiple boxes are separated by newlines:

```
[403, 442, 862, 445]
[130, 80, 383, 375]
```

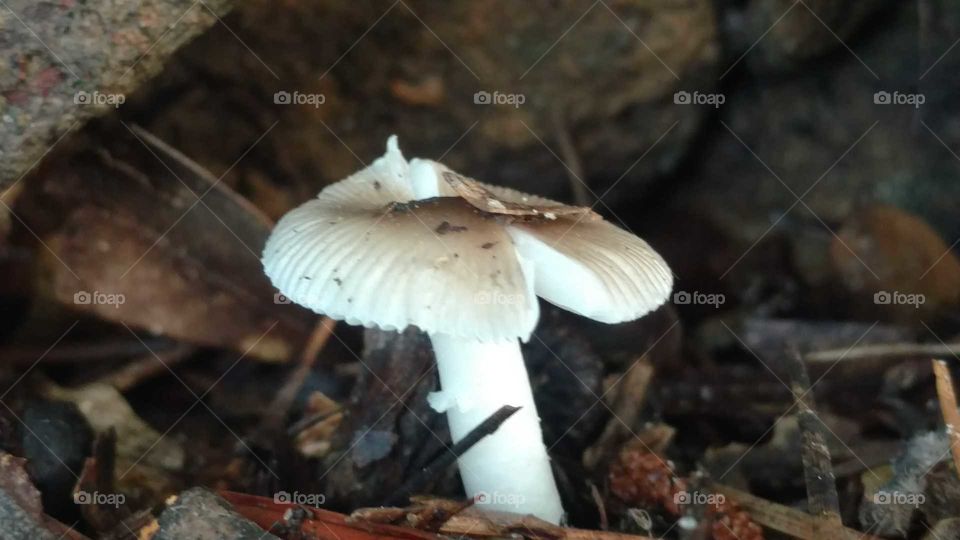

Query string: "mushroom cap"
[262, 136, 673, 342]
[403, 159, 673, 324]
[263, 137, 539, 342]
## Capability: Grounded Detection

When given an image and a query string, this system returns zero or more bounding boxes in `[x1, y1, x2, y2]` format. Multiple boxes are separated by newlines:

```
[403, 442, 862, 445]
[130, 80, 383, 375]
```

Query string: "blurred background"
[1, 1, 960, 539]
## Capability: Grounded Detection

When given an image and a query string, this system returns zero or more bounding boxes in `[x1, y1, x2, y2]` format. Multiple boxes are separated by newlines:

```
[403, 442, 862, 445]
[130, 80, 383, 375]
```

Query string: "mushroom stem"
[427, 334, 564, 524]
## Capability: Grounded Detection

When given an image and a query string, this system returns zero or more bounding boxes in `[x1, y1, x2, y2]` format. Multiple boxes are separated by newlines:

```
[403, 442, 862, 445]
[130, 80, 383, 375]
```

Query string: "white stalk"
[427, 334, 564, 524]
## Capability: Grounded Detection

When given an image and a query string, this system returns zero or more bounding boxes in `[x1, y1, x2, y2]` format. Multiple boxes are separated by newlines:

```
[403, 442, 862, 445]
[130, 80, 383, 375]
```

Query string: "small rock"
[155, 487, 278, 540]
[21, 400, 93, 522]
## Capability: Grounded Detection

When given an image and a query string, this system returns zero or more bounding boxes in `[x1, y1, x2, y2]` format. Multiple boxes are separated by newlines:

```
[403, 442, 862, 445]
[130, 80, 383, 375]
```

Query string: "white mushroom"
[262, 136, 673, 524]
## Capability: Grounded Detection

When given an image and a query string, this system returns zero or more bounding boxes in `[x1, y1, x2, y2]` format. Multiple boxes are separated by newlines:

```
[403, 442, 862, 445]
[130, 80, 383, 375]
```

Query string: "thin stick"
[932, 359, 960, 478]
[552, 109, 591, 206]
[129, 124, 275, 228]
[386, 405, 521, 505]
[1, 338, 176, 365]
[261, 317, 336, 431]
[783, 348, 841, 531]
[103, 345, 195, 391]
[286, 406, 344, 436]
[806, 342, 960, 363]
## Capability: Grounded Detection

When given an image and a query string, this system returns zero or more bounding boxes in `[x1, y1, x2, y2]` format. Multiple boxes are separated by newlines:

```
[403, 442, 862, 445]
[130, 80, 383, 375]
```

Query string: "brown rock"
[127, 0, 720, 208]
[0, 0, 236, 189]
[724, 0, 894, 72]
[645, 1, 960, 309]
[830, 204, 960, 323]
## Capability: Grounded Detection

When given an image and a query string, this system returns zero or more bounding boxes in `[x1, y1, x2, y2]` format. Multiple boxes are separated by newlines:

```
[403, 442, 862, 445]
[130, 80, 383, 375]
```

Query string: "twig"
[589, 483, 608, 531]
[709, 483, 883, 540]
[0, 338, 177, 365]
[286, 406, 344, 437]
[552, 109, 591, 206]
[805, 342, 960, 363]
[260, 317, 336, 432]
[583, 356, 656, 470]
[102, 345, 195, 391]
[386, 405, 521, 505]
[932, 359, 960, 478]
[783, 348, 841, 533]
[130, 124, 275, 228]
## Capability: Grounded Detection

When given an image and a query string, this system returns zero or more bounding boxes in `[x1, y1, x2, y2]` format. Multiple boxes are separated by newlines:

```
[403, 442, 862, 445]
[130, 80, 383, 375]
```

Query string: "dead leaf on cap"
[442, 171, 597, 221]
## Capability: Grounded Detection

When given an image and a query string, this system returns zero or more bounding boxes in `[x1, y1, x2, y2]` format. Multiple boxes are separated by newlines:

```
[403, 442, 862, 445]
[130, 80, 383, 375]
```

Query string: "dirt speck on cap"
[435, 221, 468, 235]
